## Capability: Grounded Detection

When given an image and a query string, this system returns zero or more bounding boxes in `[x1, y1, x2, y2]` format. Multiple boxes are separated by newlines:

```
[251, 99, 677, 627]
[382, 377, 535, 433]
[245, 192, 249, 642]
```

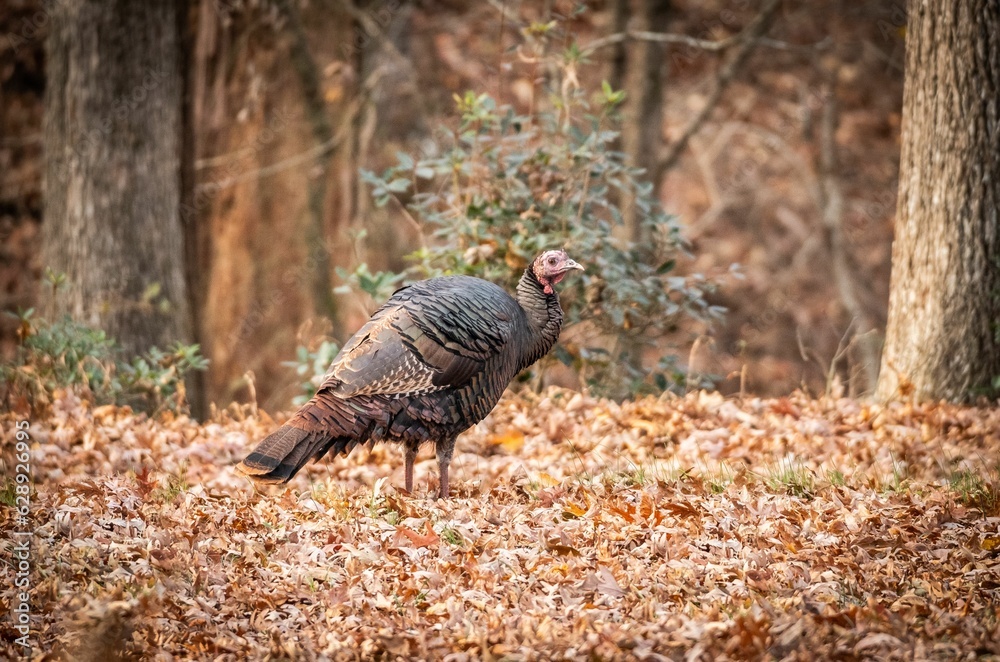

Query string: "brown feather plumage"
[236, 250, 583, 498]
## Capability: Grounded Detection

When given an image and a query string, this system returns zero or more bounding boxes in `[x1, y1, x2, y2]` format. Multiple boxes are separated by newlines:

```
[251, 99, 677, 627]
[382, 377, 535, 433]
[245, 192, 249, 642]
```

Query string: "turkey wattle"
[237, 249, 583, 498]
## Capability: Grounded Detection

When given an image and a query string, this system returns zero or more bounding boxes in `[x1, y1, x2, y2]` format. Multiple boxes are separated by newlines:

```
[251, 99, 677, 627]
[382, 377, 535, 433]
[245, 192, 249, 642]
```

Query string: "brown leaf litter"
[1, 389, 998, 660]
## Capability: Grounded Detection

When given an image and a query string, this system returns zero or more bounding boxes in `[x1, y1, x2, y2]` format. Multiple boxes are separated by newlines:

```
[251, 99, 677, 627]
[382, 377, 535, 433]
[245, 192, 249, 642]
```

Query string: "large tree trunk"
[178, 0, 206, 418]
[42, 0, 192, 359]
[876, 1, 1000, 402]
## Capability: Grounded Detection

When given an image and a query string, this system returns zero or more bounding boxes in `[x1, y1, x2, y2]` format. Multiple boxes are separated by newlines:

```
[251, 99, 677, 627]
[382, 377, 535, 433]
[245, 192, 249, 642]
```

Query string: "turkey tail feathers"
[237, 393, 361, 484]
[237, 424, 322, 483]
[239, 425, 308, 475]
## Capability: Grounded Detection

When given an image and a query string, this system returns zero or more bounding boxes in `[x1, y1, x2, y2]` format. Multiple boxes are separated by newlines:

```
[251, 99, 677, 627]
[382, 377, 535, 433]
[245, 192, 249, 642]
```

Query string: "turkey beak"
[563, 259, 584, 273]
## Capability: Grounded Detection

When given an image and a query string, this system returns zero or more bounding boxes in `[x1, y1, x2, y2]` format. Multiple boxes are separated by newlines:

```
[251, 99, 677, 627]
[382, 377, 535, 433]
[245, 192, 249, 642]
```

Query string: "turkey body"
[238, 250, 582, 498]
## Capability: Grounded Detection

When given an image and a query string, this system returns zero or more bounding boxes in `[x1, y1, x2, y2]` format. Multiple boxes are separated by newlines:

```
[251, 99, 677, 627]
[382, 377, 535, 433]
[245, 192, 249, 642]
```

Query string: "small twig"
[341, 0, 411, 66]
[582, 31, 826, 57]
[758, 36, 832, 53]
[581, 29, 743, 56]
[686, 335, 706, 393]
[199, 140, 342, 191]
[655, 0, 782, 180]
[825, 320, 856, 397]
[194, 146, 257, 170]
[244, 371, 258, 418]
[388, 195, 427, 249]
[796, 327, 823, 374]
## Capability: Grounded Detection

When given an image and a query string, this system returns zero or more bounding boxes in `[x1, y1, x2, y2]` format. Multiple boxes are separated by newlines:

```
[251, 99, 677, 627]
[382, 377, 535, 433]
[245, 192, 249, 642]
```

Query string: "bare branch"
[197, 67, 388, 192]
[581, 12, 826, 57]
[582, 29, 742, 56]
[199, 137, 343, 191]
[195, 146, 257, 170]
[758, 36, 832, 53]
[341, 0, 412, 67]
[654, 0, 782, 180]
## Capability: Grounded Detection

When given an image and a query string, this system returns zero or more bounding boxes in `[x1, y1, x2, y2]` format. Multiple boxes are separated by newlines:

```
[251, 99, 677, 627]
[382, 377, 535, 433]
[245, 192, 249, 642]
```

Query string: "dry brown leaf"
[392, 522, 440, 548]
[488, 429, 525, 453]
[4, 388, 999, 659]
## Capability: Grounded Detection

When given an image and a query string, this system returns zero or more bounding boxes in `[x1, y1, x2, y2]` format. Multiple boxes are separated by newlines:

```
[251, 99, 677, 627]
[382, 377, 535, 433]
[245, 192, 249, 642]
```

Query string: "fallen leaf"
[393, 522, 440, 548]
[489, 430, 525, 453]
[580, 565, 626, 598]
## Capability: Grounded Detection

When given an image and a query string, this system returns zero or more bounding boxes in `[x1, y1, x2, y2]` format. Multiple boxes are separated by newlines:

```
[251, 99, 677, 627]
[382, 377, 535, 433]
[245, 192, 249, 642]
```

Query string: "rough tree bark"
[876, 1, 1000, 402]
[42, 0, 192, 359]
[178, 0, 206, 418]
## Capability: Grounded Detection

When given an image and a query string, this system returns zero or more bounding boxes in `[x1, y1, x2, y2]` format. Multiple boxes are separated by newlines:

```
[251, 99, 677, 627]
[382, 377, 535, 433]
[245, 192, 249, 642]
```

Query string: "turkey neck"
[516, 266, 564, 367]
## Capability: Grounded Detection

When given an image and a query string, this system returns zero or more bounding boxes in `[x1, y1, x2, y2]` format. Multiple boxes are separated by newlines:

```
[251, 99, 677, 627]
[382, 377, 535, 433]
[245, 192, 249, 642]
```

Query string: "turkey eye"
[547, 257, 557, 265]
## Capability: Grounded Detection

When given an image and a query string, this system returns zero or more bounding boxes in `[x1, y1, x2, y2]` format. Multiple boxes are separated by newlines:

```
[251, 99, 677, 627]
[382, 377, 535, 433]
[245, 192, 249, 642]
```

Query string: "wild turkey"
[237, 249, 583, 498]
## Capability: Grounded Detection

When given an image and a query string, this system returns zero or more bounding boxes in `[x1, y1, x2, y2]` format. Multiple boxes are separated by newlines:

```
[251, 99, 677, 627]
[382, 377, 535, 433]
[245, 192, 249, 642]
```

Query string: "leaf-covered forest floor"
[2, 390, 999, 661]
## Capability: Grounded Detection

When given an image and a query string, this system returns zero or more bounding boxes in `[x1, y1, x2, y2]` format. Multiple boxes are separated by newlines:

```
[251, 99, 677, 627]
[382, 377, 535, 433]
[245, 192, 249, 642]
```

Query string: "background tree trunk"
[190, 2, 357, 409]
[876, 0, 1000, 402]
[178, 0, 206, 418]
[620, 0, 671, 243]
[630, 0, 671, 241]
[608, 0, 630, 93]
[42, 0, 192, 359]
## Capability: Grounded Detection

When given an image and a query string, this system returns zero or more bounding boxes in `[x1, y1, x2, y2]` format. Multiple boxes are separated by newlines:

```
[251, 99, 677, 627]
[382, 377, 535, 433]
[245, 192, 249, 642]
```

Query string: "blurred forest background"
[0, 0, 905, 412]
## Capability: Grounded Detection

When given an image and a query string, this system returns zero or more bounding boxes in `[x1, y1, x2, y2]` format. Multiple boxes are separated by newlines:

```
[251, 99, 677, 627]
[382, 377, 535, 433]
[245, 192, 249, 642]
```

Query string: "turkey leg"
[404, 444, 417, 493]
[436, 440, 455, 499]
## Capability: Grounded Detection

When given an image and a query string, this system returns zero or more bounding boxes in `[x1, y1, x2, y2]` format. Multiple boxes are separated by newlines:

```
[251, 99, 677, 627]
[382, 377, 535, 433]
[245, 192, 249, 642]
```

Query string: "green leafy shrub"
[0, 309, 208, 414]
[341, 79, 724, 396]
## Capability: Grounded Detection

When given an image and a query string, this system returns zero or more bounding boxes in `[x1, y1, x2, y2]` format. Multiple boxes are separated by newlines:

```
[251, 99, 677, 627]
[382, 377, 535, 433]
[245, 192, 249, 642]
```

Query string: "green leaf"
[142, 282, 162, 303]
[341, 76, 727, 398]
[385, 178, 411, 193]
[396, 152, 414, 170]
[657, 259, 676, 274]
